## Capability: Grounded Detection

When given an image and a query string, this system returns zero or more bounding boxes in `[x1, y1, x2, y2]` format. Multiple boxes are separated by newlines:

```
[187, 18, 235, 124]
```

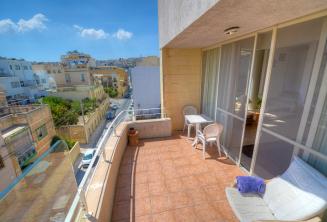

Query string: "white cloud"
[0, 13, 48, 34]
[0, 19, 17, 33]
[74, 25, 109, 40]
[113, 28, 133, 40]
[17, 13, 48, 32]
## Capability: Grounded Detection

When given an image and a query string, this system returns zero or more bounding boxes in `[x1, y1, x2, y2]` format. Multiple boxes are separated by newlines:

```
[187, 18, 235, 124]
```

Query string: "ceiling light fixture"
[224, 26, 240, 35]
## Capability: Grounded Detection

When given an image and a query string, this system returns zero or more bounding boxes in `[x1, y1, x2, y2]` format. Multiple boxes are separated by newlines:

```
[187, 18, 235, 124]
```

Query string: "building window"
[80, 73, 85, 82]
[65, 74, 71, 83]
[36, 124, 48, 141]
[41, 79, 46, 83]
[0, 155, 4, 169]
[23, 66, 28, 70]
[10, 81, 20, 88]
[9, 65, 12, 70]
[15, 65, 20, 70]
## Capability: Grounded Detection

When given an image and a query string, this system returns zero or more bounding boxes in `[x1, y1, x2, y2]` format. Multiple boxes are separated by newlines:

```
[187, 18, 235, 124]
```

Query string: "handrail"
[65, 105, 166, 221]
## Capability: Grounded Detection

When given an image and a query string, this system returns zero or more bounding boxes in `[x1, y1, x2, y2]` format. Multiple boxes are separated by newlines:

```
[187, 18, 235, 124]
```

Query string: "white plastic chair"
[196, 123, 223, 159]
[182, 105, 197, 138]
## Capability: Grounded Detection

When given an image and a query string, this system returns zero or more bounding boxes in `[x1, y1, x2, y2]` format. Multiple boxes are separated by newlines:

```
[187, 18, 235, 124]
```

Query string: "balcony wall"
[84, 118, 172, 221]
[128, 118, 171, 139]
[161, 48, 202, 130]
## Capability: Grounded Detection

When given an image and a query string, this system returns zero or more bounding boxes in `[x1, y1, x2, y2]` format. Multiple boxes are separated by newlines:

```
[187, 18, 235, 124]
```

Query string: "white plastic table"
[185, 114, 213, 146]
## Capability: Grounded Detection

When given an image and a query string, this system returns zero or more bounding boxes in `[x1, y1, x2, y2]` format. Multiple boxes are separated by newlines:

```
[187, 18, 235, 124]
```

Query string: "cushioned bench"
[226, 157, 327, 222]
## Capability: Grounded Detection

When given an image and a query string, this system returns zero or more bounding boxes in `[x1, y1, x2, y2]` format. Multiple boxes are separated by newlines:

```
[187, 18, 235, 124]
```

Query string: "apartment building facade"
[32, 62, 61, 91]
[0, 57, 49, 103]
[90, 66, 128, 97]
[33, 51, 107, 101]
[159, 0, 327, 178]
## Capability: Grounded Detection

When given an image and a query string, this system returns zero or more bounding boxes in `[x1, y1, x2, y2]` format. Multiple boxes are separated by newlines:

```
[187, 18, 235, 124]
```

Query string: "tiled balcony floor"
[112, 132, 245, 222]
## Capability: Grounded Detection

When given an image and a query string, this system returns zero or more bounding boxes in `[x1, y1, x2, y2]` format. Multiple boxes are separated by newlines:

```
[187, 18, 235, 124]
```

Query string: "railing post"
[132, 108, 136, 121]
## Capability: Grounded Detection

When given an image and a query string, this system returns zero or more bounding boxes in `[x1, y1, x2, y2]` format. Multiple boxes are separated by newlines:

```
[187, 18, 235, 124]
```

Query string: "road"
[74, 98, 132, 185]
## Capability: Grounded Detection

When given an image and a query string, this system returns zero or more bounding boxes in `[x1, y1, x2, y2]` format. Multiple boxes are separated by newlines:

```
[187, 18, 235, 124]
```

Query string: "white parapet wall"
[127, 118, 172, 139]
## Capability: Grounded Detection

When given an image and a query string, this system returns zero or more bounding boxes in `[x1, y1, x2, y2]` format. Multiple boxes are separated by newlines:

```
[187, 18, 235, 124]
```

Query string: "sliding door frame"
[201, 10, 327, 175]
[249, 27, 277, 175]
[294, 18, 327, 154]
[237, 33, 258, 167]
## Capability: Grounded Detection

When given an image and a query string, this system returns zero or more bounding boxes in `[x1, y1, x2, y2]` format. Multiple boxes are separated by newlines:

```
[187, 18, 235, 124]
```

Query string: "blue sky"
[0, 0, 159, 62]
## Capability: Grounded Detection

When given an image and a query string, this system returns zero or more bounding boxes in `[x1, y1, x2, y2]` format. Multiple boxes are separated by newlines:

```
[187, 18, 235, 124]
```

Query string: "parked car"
[110, 104, 119, 110]
[106, 110, 116, 120]
[81, 149, 95, 168]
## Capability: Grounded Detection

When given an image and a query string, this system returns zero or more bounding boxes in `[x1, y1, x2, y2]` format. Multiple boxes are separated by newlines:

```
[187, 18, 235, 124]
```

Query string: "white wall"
[0, 77, 25, 99]
[131, 66, 160, 110]
[0, 58, 42, 100]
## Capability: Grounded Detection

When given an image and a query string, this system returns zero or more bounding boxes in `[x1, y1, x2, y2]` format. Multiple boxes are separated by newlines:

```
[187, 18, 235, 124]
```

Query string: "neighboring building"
[130, 66, 160, 110]
[0, 89, 7, 107]
[159, 1, 327, 178]
[0, 91, 56, 189]
[60, 50, 96, 86]
[135, 56, 159, 67]
[0, 104, 56, 156]
[90, 66, 128, 97]
[33, 51, 106, 101]
[32, 62, 62, 91]
[0, 130, 21, 193]
[0, 57, 47, 103]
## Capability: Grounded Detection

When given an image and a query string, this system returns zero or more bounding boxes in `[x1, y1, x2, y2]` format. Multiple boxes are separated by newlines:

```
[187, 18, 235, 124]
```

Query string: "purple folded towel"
[236, 176, 266, 195]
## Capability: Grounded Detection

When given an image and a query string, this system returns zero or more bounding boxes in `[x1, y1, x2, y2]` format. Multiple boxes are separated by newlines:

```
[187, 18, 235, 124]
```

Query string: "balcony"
[62, 108, 244, 222]
[111, 132, 243, 222]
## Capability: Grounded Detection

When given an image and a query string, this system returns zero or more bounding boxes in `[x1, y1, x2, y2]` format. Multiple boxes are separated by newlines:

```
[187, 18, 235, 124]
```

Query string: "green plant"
[42, 96, 79, 127]
[256, 97, 262, 110]
[104, 87, 118, 98]
[82, 98, 97, 114]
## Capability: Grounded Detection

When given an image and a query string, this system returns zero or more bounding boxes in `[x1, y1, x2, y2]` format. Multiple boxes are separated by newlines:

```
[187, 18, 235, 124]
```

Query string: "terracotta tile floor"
[112, 132, 245, 222]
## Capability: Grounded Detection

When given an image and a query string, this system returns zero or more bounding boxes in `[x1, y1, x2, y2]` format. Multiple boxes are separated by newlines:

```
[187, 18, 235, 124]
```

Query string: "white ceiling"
[165, 0, 327, 48]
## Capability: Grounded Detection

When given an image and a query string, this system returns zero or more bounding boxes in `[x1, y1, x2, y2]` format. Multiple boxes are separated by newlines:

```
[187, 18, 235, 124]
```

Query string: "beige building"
[0, 130, 21, 193]
[33, 51, 107, 101]
[0, 95, 56, 190]
[90, 66, 128, 97]
[32, 62, 64, 88]
[0, 89, 7, 107]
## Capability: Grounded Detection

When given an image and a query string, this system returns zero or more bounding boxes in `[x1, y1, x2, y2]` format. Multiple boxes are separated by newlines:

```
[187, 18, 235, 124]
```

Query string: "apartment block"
[90, 66, 128, 97]
[0, 57, 50, 103]
[33, 51, 107, 101]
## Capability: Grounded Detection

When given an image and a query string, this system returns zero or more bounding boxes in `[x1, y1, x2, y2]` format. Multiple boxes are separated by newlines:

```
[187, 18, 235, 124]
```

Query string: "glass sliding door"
[254, 17, 327, 179]
[202, 48, 220, 120]
[240, 31, 272, 171]
[216, 37, 254, 162]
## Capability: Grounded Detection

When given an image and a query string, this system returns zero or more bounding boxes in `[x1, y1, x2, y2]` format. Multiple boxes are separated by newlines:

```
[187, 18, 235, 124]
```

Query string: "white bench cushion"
[225, 187, 276, 222]
[263, 157, 327, 220]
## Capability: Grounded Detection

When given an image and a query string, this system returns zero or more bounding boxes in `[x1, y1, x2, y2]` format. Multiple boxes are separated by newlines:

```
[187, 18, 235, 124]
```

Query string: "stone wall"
[56, 97, 109, 144]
